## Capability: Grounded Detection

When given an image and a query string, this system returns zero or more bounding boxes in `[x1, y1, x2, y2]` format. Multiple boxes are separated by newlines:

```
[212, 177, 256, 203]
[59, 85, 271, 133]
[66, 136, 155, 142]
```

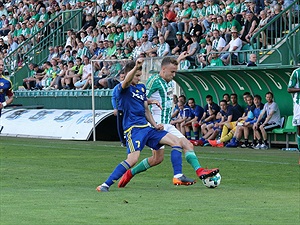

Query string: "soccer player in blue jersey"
[117, 57, 219, 188]
[0, 59, 14, 133]
[288, 67, 300, 151]
[96, 59, 191, 192]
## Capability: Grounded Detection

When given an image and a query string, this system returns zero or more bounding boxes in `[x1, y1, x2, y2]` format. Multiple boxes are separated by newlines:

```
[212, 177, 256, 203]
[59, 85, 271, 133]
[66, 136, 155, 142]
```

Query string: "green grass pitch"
[0, 137, 299, 225]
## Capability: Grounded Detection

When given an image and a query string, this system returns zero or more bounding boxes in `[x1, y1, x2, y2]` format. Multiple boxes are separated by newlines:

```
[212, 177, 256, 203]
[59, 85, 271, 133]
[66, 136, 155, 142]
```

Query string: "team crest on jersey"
[0, 82, 4, 87]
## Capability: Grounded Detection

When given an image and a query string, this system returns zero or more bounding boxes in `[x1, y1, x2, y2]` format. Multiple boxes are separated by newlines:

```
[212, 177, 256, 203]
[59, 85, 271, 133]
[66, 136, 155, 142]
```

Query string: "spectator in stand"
[206, 0, 220, 16]
[217, 15, 227, 36]
[7, 35, 18, 55]
[171, 32, 185, 55]
[178, 34, 200, 65]
[208, 51, 225, 66]
[143, 21, 156, 41]
[128, 9, 138, 26]
[81, 14, 97, 31]
[74, 56, 92, 89]
[0, 38, 8, 54]
[161, 18, 176, 48]
[224, 12, 242, 44]
[157, 35, 170, 57]
[131, 39, 143, 59]
[118, 10, 129, 26]
[162, 4, 176, 23]
[240, 11, 259, 44]
[76, 41, 91, 59]
[252, 9, 269, 49]
[247, 53, 258, 66]
[220, 28, 243, 65]
[63, 57, 84, 89]
[150, 7, 163, 27]
[0, 15, 10, 37]
[211, 29, 226, 52]
[189, 17, 203, 42]
[140, 33, 152, 56]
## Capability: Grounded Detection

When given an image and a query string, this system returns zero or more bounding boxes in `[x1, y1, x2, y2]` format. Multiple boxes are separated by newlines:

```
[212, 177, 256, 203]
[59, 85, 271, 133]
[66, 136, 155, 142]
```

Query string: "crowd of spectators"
[0, 0, 298, 90]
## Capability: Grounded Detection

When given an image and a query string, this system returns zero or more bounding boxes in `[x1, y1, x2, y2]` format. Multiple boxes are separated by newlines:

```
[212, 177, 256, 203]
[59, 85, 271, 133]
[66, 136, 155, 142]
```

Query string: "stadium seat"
[268, 116, 297, 148]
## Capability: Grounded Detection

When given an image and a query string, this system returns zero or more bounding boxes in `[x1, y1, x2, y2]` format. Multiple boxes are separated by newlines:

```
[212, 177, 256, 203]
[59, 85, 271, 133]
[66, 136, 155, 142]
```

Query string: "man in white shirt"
[220, 28, 242, 65]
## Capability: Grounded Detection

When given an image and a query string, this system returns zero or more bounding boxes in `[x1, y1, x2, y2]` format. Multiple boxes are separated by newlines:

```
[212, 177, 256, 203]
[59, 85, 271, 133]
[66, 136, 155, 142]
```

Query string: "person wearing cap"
[220, 27, 242, 65]
[171, 32, 185, 55]
[143, 21, 156, 41]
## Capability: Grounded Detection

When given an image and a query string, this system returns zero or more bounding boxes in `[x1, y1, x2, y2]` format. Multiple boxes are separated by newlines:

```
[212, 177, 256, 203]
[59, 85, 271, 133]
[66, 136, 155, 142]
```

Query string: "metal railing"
[250, 1, 299, 62]
[4, 9, 82, 80]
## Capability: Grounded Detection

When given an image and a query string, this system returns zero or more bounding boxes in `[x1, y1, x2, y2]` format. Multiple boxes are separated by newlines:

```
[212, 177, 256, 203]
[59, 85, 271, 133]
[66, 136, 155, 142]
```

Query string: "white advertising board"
[0, 109, 114, 140]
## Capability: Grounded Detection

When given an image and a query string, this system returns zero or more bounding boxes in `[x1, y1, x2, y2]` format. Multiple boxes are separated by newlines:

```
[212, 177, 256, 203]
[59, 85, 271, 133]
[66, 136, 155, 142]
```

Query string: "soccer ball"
[202, 173, 221, 188]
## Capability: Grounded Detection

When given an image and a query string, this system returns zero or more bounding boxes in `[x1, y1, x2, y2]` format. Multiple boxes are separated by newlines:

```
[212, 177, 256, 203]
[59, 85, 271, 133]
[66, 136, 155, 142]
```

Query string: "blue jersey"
[246, 103, 264, 124]
[203, 102, 220, 117]
[189, 105, 204, 122]
[220, 107, 233, 121]
[0, 76, 13, 116]
[111, 84, 123, 110]
[118, 83, 149, 131]
[229, 104, 243, 121]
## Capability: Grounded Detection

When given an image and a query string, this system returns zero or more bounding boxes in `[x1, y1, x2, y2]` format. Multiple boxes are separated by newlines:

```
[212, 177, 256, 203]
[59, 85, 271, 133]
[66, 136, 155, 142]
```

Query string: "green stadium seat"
[268, 115, 297, 148]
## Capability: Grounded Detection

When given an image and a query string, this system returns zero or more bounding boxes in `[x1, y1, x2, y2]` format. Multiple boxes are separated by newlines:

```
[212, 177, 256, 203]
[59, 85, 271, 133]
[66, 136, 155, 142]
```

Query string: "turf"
[0, 137, 299, 225]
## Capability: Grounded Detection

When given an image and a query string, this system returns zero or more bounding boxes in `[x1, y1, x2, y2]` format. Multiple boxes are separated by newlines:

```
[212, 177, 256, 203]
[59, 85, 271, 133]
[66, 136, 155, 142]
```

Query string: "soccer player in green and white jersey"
[288, 67, 300, 150]
[118, 57, 219, 187]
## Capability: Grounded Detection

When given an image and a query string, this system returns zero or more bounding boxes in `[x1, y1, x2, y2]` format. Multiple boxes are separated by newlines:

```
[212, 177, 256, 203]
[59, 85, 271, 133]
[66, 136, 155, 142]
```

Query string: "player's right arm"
[122, 58, 144, 89]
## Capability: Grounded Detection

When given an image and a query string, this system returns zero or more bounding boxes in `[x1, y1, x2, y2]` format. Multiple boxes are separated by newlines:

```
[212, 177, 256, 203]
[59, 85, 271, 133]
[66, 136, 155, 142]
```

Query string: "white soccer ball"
[202, 173, 221, 188]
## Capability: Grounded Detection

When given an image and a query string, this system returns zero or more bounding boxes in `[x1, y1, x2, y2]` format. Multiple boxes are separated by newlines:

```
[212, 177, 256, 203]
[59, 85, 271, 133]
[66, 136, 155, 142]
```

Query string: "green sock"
[185, 151, 201, 171]
[297, 135, 300, 150]
[131, 158, 151, 176]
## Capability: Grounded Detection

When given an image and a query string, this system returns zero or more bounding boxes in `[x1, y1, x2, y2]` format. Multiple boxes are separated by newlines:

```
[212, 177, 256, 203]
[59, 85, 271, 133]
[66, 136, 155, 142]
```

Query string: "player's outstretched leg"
[96, 160, 131, 192]
[171, 146, 196, 185]
[118, 169, 134, 188]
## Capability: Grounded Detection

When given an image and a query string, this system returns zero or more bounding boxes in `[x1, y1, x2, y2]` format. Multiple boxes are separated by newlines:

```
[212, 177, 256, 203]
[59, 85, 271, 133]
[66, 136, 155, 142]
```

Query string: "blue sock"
[231, 137, 236, 142]
[200, 137, 205, 142]
[171, 146, 183, 176]
[104, 160, 131, 187]
[194, 131, 199, 140]
[186, 132, 191, 140]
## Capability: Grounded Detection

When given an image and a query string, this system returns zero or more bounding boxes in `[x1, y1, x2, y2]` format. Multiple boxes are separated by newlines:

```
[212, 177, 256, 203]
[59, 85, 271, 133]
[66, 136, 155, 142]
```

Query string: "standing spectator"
[189, 17, 203, 41]
[287, 67, 300, 151]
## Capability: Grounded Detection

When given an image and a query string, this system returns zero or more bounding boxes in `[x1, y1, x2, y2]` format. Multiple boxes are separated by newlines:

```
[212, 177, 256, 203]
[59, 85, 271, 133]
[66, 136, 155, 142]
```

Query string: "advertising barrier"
[0, 109, 114, 140]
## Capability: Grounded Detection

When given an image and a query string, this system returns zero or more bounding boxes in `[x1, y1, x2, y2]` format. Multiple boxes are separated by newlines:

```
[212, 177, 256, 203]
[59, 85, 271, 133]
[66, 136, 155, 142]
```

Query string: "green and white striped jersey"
[146, 74, 174, 124]
[288, 68, 300, 104]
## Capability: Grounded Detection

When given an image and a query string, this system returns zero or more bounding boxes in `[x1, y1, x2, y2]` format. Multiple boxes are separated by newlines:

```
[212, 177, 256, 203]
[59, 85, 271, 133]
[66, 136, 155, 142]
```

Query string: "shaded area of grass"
[1, 137, 299, 224]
